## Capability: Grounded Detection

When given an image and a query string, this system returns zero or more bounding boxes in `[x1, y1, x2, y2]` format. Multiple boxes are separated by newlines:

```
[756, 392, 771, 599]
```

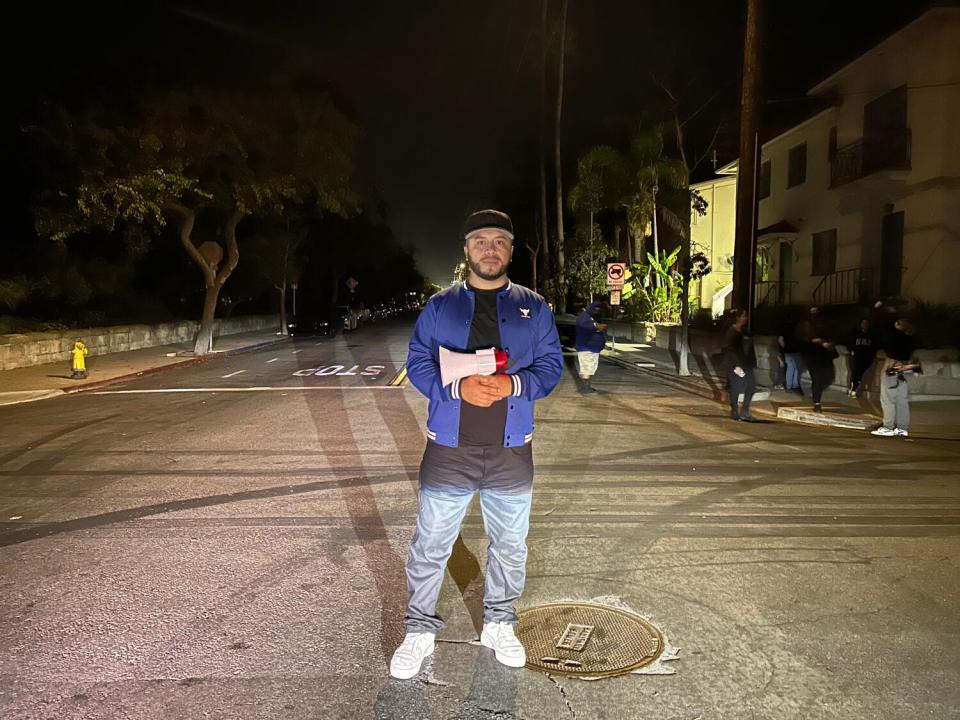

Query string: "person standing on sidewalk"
[802, 336, 839, 413]
[575, 301, 607, 394]
[723, 309, 758, 422]
[872, 318, 921, 438]
[391, 209, 563, 680]
[848, 318, 876, 397]
[782, 319, 804, 395]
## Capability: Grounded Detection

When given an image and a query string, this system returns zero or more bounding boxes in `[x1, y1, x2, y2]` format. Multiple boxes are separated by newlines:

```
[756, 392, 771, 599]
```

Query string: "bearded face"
[464, 230, 512, 282]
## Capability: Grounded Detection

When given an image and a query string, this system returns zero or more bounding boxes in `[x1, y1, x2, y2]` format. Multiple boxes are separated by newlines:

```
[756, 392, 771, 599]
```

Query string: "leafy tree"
[566, 222, 613, 304]
[623, 247, 683, 323]
[245, 219, 308, 335]
[33, 88, 358, 354]
[0, 278, 30, 311]
[568, 145, 625, 302]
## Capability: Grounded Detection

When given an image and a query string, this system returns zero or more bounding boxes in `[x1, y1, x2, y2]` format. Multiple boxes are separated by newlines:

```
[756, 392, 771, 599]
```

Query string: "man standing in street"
[723, 309, 758, 422]
[871, 318, 921, 438]
[575, 301, 607, 394]
[390, 209, 563, 680]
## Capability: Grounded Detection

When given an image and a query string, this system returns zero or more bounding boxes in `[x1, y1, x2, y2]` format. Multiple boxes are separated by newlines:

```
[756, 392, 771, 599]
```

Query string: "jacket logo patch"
[520, 308, 531, 319]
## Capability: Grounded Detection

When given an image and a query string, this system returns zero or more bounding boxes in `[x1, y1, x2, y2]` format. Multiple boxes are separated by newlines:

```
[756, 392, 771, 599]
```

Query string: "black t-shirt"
[458, 284, 508, 447]
[886, 329, 918, 362]
[852, 331, 875, 356]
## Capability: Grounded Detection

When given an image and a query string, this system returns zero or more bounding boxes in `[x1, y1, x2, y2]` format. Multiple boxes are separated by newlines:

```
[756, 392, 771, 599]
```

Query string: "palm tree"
[554, 0, 570, 312]
[622, 122, 689, 286]
[538, 0, 551, 301]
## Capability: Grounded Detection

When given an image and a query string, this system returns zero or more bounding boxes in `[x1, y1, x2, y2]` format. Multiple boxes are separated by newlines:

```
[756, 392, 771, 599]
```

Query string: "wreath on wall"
[690, 251, 712, 280]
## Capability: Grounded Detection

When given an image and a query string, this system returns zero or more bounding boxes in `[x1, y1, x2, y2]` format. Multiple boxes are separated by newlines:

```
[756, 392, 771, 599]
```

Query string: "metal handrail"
[812, 268, 869, 305]
[755, 280, 797, 306]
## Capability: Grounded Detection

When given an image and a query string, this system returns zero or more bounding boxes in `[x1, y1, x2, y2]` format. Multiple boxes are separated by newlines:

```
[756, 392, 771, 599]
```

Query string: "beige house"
[691, 7, 960, 312]
[689, 166, 737, 313]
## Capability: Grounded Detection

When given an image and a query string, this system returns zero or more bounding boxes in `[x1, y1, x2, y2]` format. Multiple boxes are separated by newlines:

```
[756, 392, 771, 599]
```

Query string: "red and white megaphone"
[439, 346, 508, 387]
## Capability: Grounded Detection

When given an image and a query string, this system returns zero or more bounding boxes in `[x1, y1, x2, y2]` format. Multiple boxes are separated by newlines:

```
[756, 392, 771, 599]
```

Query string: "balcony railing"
[755, 280, 796, 307]
[830, 129, 912, 188]
[812, 267, 874, 305]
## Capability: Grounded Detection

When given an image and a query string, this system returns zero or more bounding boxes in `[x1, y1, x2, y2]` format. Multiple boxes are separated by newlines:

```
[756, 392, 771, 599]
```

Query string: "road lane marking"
[292, 349, 303, 354]
[91, 386, 405, 395]
[388, 366, 409, 387]
[266, 358, 279, 363]
[221, 370, 247, 378]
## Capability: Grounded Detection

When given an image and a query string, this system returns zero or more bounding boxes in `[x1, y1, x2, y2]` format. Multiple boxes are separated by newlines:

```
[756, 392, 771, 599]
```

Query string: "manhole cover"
[517, 602, 663, 678]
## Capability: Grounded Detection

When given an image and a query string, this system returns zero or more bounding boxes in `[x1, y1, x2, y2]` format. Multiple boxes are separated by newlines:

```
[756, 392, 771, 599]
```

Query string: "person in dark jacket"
[575, 301, 608, 394]
[848, 318, 876, 397]
[802, 337, 839, 412]
[723, 309, 758, 422]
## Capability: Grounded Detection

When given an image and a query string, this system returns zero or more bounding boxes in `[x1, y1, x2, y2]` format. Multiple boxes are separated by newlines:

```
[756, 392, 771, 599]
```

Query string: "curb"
[0, 390, 64, 407]
[602, 351, 882, 430]
[776, 406, 875, 430]
[2, 337, 291, 406]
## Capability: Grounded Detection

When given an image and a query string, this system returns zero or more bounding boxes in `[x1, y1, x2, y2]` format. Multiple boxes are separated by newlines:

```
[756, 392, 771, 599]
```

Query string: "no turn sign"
[607, 263, 626, 287]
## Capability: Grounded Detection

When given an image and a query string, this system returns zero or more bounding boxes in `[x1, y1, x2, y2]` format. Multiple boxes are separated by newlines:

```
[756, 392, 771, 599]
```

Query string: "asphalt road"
[1, 319, 958, 720]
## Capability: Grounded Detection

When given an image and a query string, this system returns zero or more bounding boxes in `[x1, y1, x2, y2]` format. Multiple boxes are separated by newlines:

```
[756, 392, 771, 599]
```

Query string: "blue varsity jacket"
[406, 281, 563, 448]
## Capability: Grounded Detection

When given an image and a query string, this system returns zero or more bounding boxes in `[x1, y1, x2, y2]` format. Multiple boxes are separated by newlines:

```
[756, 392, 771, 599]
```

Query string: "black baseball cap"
[463, 209, 514, 241]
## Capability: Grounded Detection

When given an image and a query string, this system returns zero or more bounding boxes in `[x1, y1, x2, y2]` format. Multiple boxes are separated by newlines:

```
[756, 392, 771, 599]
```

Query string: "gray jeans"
[881, 378, 910, 431]
[404, 441, 534, 634]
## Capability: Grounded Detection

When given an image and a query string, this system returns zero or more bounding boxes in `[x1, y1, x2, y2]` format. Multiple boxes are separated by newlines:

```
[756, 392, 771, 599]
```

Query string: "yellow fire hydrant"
[70, 339, 88, 379]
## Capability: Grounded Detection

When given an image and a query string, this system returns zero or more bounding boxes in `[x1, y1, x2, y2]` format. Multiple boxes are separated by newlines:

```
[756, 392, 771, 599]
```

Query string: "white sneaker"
[871, 427, 896, 437]
[389, 632, 435, 679]
[894, 428, 909, 437]
[480, 622, 527, 668]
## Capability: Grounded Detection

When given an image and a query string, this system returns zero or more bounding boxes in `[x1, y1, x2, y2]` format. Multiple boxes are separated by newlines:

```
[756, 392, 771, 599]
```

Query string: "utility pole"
[732, 0, 764, 316]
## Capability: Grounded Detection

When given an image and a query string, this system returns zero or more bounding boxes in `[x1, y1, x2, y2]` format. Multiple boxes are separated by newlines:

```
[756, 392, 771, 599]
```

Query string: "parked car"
[287, 315, 334, 337]
[554, 313, 577, 347]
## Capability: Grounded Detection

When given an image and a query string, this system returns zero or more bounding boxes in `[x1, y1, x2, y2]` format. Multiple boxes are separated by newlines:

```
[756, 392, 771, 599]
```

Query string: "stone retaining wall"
[0, 315, 280, 371]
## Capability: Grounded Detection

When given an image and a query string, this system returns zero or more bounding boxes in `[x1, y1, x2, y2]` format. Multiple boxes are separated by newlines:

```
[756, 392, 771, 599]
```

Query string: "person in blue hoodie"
[390, 209, 563, 680]
[575, 301, 608, 394]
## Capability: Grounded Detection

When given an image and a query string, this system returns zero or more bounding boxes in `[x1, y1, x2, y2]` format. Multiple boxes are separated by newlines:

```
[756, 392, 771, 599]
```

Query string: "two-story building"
[690, 6, 960, 313]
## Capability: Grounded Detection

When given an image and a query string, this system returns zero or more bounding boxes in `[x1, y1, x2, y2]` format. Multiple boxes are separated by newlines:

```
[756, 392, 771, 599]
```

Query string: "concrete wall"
[0, 315, 280, 371]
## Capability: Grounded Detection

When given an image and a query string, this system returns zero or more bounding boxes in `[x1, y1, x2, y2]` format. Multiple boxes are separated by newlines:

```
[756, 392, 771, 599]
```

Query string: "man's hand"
[596, 323, 608, 331]
[460, 374, 511, 407]
[483, 374, 513, 398]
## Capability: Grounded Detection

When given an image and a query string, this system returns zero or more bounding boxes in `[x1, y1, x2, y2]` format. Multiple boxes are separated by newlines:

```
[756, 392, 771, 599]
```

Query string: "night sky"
[12, 0, 934, 285]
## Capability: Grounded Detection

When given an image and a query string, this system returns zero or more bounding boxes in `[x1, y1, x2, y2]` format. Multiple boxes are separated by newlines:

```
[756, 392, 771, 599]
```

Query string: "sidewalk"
[0, 329, 290, 406]
[604, 340, 960, 440]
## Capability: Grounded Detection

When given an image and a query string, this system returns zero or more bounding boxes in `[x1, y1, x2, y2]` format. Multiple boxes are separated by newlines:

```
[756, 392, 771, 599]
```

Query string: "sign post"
[606, 263, 626, 288]
[605, 263, 627, 353]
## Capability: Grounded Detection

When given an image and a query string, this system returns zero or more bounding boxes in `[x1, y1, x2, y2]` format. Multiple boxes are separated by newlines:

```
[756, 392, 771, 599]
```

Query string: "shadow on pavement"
[372, 646, 519, 720]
